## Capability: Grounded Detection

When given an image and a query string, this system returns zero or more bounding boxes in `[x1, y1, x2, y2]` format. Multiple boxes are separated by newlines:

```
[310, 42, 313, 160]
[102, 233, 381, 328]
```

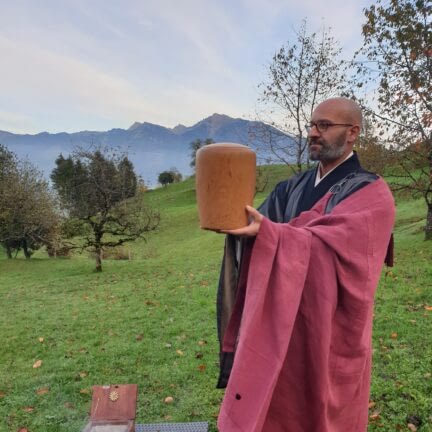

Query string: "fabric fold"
[218, 178, 395, 432]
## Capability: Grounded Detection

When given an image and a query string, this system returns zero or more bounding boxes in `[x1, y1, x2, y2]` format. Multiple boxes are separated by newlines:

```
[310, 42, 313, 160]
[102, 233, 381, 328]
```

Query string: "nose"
[308, 124, 320, 138]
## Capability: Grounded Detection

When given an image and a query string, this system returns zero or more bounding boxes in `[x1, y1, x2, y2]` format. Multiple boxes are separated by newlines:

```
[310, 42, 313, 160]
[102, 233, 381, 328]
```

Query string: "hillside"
[0, 167, 431, 431]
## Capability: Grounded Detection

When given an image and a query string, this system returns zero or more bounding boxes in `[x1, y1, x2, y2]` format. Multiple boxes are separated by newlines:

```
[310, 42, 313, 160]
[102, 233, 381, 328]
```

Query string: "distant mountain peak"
[172, 124, 187, 134]
[203, 113, 235, 123]
[128, 122, 142, 131]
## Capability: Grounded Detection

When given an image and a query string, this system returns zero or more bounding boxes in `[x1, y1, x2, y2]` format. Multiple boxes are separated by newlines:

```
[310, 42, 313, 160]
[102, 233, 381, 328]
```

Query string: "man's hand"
[221, 205, 263, 237]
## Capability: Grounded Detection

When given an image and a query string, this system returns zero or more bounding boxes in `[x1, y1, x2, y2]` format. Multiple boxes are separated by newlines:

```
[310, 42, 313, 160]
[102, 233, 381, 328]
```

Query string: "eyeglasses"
[305, 121, 353, 133]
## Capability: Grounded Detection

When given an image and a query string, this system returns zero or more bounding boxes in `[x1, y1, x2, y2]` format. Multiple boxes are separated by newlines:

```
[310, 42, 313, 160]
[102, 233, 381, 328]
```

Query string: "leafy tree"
[257, 20, 347, 173]
[355, 0, 432, 239]
[169, 167, 183, 183]
[189, 138, 215, 169]
[158, 168, 183, 186]
[158, 170, 175, 186]
[354, 120, 392, 176]
[0, 144, 59, 258]
[51, 146, 159, 271]
[0, 145, 18, 257]
[118, 157, 137, 198]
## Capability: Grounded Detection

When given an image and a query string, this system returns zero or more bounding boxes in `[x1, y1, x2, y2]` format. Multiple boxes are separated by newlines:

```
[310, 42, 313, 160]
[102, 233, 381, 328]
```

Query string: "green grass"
[1, 171, 431, 431]
[368, 197, 432, 431]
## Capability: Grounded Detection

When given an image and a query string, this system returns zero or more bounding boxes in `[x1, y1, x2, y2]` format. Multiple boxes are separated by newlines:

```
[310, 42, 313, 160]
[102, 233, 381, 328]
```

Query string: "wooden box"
[82, 384, 138, 432]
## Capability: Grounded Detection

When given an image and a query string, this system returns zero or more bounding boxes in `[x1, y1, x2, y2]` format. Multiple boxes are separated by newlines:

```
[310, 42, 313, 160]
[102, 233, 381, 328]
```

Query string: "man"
[216, 98, 395, 431]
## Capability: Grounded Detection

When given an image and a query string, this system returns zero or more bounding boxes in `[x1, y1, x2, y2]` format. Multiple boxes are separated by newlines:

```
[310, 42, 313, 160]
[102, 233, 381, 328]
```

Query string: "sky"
[0, 0, 376, 135]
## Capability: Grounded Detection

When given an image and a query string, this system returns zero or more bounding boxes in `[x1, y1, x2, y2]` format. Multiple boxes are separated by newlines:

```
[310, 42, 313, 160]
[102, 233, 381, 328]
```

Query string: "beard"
[308, 132, 347, 162]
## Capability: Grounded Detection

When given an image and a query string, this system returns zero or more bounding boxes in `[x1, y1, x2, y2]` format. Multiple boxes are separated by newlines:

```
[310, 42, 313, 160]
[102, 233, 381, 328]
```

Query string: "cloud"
[0, 36, 163, 131]
[0, 111, 36, 134]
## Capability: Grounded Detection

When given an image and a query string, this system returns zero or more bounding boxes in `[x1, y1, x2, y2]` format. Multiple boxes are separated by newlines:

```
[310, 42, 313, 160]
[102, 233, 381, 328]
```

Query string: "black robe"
[216, 153, 383, 388]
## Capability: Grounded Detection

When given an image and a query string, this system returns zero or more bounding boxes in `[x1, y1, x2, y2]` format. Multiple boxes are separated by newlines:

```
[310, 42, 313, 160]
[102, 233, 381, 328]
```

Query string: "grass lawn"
[0, 172, 431, 431]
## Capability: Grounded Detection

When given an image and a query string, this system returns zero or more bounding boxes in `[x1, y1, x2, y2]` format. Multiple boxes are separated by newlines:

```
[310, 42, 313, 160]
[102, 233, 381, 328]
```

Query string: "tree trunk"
[22, 240, 31, 259]
[425, 204, 432, 241]
[6, 245, 12, 259]
[93, 225, 104, 272]
[95, 247, 103, 272]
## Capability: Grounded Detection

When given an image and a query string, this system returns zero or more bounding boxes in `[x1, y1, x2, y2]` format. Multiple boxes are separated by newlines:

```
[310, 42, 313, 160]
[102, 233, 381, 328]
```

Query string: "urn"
[195, 143, 256, 230]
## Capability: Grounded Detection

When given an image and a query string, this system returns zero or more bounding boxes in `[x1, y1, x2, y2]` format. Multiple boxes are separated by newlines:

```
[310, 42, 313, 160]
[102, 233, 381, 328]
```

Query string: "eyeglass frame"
[305, 121, 354, 133]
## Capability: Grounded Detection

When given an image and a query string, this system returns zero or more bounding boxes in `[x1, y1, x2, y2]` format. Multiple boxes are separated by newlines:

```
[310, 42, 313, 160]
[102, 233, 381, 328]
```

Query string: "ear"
[347, 125, 361, 144]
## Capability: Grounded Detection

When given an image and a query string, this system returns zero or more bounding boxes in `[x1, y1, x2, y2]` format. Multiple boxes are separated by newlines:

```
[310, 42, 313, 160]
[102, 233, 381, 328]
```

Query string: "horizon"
[0, 112, 240, 136]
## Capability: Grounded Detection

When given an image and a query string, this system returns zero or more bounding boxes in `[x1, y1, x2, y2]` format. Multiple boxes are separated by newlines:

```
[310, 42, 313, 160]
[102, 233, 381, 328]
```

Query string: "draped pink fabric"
[218, 178, 395, 432]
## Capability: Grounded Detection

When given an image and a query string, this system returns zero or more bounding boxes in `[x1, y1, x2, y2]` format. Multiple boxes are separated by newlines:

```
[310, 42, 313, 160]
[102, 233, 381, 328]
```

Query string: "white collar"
[314, 151, 354, 187]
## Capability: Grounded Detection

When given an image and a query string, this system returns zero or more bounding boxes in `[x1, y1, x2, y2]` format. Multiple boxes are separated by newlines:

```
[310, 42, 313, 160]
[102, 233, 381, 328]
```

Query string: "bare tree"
[256, 20, 347, 173]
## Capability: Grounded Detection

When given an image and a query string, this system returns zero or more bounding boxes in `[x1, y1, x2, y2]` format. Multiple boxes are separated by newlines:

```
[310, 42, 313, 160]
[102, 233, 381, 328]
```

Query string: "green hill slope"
[0, 168, 431, 432]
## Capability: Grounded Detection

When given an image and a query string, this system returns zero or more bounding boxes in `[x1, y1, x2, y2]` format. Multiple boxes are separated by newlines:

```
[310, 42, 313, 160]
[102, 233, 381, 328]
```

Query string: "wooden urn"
[195, 143, 256, 230]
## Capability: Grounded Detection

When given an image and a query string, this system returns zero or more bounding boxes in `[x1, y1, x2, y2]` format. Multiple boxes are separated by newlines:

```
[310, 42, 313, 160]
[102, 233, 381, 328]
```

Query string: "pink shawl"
[218, 178, 395, 431]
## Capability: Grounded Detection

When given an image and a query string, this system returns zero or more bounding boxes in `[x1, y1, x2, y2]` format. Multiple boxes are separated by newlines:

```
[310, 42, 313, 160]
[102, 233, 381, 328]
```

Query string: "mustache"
[308, 138, 323, 145]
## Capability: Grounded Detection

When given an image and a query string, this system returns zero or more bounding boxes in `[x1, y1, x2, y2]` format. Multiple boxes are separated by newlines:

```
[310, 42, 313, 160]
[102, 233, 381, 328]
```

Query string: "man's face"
[308, 127, 347, 162]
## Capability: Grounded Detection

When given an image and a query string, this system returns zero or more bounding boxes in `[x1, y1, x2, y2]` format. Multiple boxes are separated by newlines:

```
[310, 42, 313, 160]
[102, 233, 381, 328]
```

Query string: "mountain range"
[0, 113, 295, 187]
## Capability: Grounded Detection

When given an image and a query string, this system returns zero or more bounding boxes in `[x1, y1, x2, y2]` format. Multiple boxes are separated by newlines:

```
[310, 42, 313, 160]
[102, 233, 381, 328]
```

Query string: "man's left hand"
[221, 205, 263, 237]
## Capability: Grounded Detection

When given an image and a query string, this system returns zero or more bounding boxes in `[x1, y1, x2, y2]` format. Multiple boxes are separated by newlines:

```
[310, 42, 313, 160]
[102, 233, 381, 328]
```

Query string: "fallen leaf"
[164, 415, 172, 421]
[77, 371, 88, 380]
[64, 402, 75, 409]
[406, 415, 422, 427]
[198, 340, 207, 346]
[368, 401, 376, 409]
[369, 409, 381, 420]
[424, 306, 432, 311]
[22, 407, 34, 413]
[197, 364, 207, 372]
[164, 396, 174, 404]
[36, 387, 50, 396]
[176, 350, 184, 356]
[32, 360, 42, 369]
[17, 428, 29, 432]
[80, 388, 90, 395]
[0, 391, 5, 398]
[407, 424, 417, 432]
[165, 343, 172, 348]
[391, 332, 398, 339]
[38, 337, 44, 343]
[135, 334, 144, 341]
[195, 352, 204, 359]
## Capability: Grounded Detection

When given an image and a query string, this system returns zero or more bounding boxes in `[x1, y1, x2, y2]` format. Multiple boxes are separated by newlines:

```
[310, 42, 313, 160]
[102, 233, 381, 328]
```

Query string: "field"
[0, 168, 431, 431]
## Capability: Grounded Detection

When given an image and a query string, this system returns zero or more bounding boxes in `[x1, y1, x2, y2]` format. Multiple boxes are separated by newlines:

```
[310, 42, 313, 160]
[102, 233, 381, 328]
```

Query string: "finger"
[221, 228, 248, 235]
[221, 225, 256, 236]
[246, 205, 263, 221]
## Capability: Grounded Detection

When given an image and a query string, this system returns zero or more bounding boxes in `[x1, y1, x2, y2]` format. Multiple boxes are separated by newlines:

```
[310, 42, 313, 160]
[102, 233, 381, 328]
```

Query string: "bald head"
[314, 97, 363, 128]
[308, 97, 363, 174]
